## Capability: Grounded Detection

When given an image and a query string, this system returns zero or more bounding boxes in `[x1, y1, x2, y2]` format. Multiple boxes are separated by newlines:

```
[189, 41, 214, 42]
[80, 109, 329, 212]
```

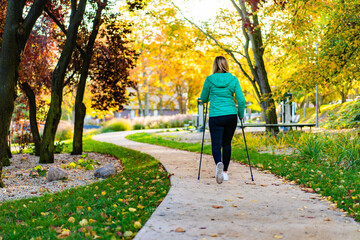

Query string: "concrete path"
[93, 130, 360, 240]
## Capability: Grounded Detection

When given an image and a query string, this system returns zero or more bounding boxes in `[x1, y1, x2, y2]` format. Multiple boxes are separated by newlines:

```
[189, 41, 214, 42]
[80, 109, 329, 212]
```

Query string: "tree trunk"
[21, 82, 41, 156]
[135, 87, 144, 117]
[72, 1, 106, 155]
[250, 12, 279, 133]
[340, 91, 346, 104]
[40, 0, 87, 163]
[72, 102, 86, 154]
[0, 0, 47, 187]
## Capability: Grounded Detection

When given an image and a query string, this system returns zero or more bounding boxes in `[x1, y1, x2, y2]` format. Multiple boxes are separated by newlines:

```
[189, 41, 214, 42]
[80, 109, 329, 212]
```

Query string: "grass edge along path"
[127, 132, 360, 222]
[0, 139, 170, 240]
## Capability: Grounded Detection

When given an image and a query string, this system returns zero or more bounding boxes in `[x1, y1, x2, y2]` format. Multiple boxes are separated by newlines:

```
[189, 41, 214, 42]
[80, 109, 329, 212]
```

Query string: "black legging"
[209, 114, 238, 171]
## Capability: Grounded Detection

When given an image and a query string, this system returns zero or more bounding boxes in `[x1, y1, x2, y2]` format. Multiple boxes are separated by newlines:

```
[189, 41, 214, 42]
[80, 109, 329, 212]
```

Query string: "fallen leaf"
[134, 221, 141, 228]
[79, 219, 88, 226]
[101, 212, 108, 219]
[129, 207, 136, 212]
[175, 227, 186, 232]
[273, 234, 283, 239]
[251, 200, 258, 203]
[302, 187, 315, 193]
[123, 231, 133, 237]
[89, 219, 96, 224]
[225, 199, 233, 202]
[210, 234, 219, 237]
[260, 184, 268, 187]
[245, 182, 256, 185]
[212, 205, 223, 209]
[68, 217, 75, 223]
[232, 204, 238, 207]
[324, 218, 331, 221]
[57, 229, 71, 239]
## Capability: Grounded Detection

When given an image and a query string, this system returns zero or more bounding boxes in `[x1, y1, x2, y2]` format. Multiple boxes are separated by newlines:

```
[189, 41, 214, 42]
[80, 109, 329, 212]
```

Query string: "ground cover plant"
[127, 131, 360, 221]
[298, 100, 360, 129]
[0, 139, 170, 239]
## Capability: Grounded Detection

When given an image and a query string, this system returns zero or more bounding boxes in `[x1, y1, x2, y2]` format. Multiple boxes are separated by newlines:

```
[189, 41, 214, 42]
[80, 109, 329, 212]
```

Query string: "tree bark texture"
[0, 0, 48, 187]
[40, 0, 87, 163]
[22, 82, 41, 156]
[72, 1, 107, 155]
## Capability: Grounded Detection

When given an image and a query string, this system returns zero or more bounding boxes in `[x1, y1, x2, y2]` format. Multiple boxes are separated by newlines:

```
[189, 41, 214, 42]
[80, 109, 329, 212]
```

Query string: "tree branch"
[44, 7, 86, 57]
[23, 0, 48, 38]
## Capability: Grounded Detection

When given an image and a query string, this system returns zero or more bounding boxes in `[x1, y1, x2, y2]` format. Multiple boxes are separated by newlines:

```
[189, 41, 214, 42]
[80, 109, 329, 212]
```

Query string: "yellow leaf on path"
[302, 187, 315, 193]
[232, 204, 238, 207]
[252, 200, 258, 203]
[273, 234, 283, 239]
[212, 205, 223, 209]
[324, 218, 331, 221]
[175, 227, 186, 232]
[210, 234, 219, 237]
[225, 199, 233, 202]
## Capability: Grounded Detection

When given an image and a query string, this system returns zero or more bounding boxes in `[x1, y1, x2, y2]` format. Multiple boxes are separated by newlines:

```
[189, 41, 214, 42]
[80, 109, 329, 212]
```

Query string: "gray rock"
[47, 167, 68, 182]
[94, 163, 116, 179]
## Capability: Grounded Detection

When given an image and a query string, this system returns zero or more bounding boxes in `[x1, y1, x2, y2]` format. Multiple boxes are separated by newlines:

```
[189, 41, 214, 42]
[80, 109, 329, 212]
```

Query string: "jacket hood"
[208, 73, 234, 88]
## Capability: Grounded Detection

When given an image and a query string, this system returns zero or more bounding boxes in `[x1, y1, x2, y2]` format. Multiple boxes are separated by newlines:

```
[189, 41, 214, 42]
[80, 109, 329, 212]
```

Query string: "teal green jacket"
[200, 72, 245, 118]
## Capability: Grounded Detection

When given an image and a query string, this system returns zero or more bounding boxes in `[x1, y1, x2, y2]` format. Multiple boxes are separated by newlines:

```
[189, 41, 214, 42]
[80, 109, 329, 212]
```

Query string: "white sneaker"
[223, 172, 229, 181]
[216, 162, 224, 184]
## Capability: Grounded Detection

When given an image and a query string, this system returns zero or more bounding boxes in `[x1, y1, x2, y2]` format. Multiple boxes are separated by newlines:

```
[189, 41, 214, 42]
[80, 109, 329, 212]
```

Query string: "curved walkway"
[93, 130, 360, 240]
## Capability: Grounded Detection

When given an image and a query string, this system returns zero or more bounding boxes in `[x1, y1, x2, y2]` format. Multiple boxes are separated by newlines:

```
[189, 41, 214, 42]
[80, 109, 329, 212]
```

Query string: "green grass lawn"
[0, 139, 170, 239]
[127, 131, 360, 221]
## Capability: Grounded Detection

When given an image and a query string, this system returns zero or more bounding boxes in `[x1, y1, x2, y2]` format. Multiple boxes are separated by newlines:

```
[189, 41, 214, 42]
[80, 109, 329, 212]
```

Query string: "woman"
[200, 56, 245, 184]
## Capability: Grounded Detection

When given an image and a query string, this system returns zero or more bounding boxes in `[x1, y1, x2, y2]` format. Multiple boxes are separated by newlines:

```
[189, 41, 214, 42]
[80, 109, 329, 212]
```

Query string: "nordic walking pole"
[240, 118, 254, 181]
[198, 102, 208, 180]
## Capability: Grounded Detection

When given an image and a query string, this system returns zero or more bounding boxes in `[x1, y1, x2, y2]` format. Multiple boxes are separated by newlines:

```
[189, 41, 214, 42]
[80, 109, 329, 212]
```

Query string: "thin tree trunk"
[0, 0, 47, 187]
[21, 82, 41, 156]
[40, 0, 87, 163]
[72, 1, 107, 155]
[135, 87, 144, 117]
[340, 91, 346, 104]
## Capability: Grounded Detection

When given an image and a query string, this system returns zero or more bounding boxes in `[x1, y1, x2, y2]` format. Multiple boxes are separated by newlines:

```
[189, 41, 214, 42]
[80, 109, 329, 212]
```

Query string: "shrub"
[101, 118, 132, 133]
[54, 141, 65, 153]
[131, 114, 192, 130]
[55, 126, 73, 141]
[133, 123, 146, 130]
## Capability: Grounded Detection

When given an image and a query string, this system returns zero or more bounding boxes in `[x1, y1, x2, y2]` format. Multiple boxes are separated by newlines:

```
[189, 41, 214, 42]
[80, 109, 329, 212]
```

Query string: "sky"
[173, 0, 233, 22]
[113, 0, 233, 23]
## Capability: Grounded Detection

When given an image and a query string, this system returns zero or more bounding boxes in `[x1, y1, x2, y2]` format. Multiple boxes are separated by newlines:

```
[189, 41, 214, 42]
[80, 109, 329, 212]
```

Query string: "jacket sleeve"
[200, 77, 210, 103]
[234, 79, 246, 119]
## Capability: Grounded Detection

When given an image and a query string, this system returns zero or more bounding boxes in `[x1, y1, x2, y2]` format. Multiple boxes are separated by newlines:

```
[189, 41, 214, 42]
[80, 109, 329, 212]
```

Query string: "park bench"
[239, 123, 316, 131]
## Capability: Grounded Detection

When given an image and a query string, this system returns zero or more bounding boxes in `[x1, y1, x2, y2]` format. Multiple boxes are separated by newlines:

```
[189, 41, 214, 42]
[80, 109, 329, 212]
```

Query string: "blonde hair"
[212, 56, 229, 74]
